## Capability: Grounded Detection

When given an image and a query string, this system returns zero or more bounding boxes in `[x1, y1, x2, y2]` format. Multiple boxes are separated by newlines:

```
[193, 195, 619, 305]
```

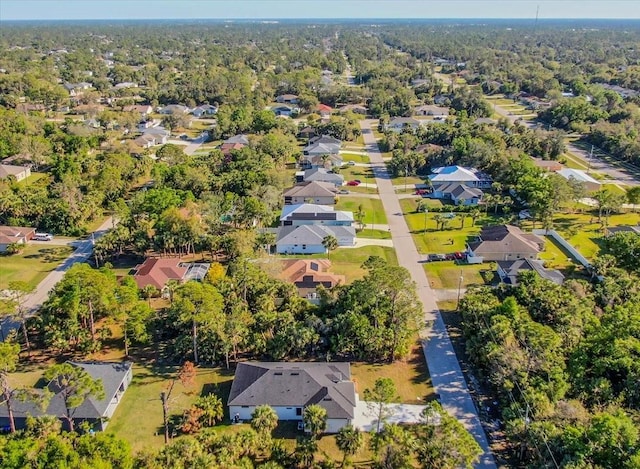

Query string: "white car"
[34, 233, 53, 241]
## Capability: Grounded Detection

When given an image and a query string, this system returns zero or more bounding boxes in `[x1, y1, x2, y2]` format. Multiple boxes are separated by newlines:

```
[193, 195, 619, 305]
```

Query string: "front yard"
[0, 244, 75, 290]
[335, 196, 388, 225]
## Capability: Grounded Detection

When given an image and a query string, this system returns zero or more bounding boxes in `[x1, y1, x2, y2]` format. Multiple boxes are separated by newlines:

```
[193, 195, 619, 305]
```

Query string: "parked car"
[453, 251, 465, 260]
[347, 160, 356, 166]
[445, 253, 456, 260]
[338, 189, 350, 194]
[34, 233, 53, 241]
[415, 189, 429, 195]
[346, 180, 360, 186]
[435, 253, 447, 261]
[427, 254, 440, 262]
[179, 134, 189, 140]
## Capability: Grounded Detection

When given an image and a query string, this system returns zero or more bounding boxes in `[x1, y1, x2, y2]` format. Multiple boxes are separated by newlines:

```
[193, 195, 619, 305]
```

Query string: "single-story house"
[276, 94, 299, 104]
[280, 203, 353, 227]
[298, 126, 316, 139]
[284, 181, 338, 205]
[300, 153, 343, 170]
[0, 164, 31, 182]
[223, 134, 250, 146]
[414, 105, 449, 117]
[336, 104, 367, 115]
[295, 168, 344, 187]
[114, 82, 138, 90]
[192, 104, 218, 117]
[133, 257, 210, 294]
[228, 362, 356, 433]
[428, 165, 492, 189]
[467, 225, 545, 263]
[272, 105, 294, 117]
[302, 135, 341, 156]
[276, 225, 356, 254]
[279, 259, 345, 301]
[317, 104, 333, 118]
[0, 361, 132, 432]
[385, 117, 421, 132]
[159, 104, 189, 115]
[0, 226, 35, 252]
[431, 182, 483, 206]
[220, 142, 246, 155]
[497, 259, 565, 286]
[122, 104, 153, 117]
[555, 168, 601, 192]
[533, 159, 564, 172]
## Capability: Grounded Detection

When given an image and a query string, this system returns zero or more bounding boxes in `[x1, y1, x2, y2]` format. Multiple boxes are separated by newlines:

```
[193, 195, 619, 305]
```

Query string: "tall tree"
[0, 341, 20, 433]
[6, 281, 35, 354]
[363, 378, 399, 434]
[336, 424, 364, 467]
[250, 404, 279, 436]
[43, 363, 105, 432]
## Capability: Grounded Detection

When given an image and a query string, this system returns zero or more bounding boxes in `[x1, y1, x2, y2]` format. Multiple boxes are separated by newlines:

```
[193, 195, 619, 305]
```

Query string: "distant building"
[0, 226, 35, 252]
[385, 117, 421, 132]
[276, 94, 299, 104]
[0, 164, 31, 182]
[279, 259, 345, 302]
[283, 181, 338, 205]
[132, 258, 210, 293]
[295, 168, 344, 187]
[555, 168, 601, 192]
[414, 105, 449, 117]
[428, 165, 492, 189]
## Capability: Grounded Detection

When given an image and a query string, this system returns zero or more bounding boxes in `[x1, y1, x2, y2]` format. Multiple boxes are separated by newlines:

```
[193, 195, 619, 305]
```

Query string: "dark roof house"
[497, 259, 565, 286]
[467, 225, 545, 262]
[0, 361, 133, 431]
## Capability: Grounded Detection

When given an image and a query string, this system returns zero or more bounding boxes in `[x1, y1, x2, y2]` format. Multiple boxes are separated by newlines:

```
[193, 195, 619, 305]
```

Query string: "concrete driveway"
[352, 400, 428, 431]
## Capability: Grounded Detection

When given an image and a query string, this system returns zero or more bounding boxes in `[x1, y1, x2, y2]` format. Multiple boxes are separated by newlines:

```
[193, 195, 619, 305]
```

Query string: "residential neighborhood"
[0, 9, 639, 469]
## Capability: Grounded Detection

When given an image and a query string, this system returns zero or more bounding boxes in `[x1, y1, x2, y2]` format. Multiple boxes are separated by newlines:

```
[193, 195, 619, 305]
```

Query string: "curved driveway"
[360, 120, 496, 468]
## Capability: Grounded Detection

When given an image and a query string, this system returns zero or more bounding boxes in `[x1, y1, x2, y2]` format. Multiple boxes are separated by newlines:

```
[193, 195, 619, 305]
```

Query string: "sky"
[1, 0, 639, 21]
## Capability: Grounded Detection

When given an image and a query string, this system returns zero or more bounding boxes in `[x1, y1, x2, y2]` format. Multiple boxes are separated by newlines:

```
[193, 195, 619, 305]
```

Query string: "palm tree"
[355, 204, 366, 230]
[322, 235, 338, 258]
[336, 424, 364, 467]
[251, 404, 279, 436]
[433, 214, 443, 231]
[470, 208, 482, 226]
[142, 284, 158, 307]
[303, 404, 328, 440]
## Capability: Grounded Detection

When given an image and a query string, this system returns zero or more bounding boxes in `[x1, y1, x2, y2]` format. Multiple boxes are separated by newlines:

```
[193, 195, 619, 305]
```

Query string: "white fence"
[532, 229, 592, 269]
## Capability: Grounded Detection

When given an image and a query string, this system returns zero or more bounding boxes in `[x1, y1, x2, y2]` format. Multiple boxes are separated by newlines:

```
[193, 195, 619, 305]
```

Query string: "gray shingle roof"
[0, 362, 132, 421]
[497, 259, 565, 285]
[468, 225, 544, 255]
[276, 225, 355, 245]
[228, 362, 356, 419]
[284, 181, 337, 198]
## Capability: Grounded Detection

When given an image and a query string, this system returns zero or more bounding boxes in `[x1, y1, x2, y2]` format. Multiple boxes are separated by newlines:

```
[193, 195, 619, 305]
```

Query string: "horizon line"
[2, 17, 639, 21]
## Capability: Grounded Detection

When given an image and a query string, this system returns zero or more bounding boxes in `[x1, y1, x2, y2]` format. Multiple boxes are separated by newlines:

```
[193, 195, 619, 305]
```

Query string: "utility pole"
[405, 162, 408, 192]
[456, 271, 464, 310]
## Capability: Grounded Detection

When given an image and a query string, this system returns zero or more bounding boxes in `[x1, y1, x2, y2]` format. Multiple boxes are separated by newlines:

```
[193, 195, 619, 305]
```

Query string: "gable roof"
[228, 362, 356, 419]
[468, 225, 544, 255]
[0, 361, 132, 421]
[224, 134, 250, 145]
[389, 117, 420, 126]
[556, 168, 600, 185]
[437, 182, 483, 199]
[415, 104, 449, 115]
[430, 165, 490, 183]
[0, 225, 35, 245]
[309, 134, 341, 146]
[0, 164, 29, 179]
[277, 225, 355, 245]
[497, 259, 565, 285]
[284, 181, 338, 198]
[304, 168, 344, 183]
[280, 204, 353, 223]
[133, 257, 188, 290]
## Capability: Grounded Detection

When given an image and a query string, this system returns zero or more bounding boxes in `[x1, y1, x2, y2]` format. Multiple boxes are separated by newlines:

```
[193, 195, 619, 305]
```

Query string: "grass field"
[330, 246, 398, 282]
[340, 152, 370, 164]
[336, 197, 388, 225]
[539, 236, 582, 270]
[0, 245, 75, 290]
[339, 166, 377, 184]
[423, 262, 486, 289]
[343, 185, 379, 194]
[107, 365, 236, 452]
[357, 229, 392, 239]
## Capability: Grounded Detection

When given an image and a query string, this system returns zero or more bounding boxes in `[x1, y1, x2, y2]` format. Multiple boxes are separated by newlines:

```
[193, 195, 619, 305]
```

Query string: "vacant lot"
[336, 196, 388, 225]
[423, 262, 486, 289]
[330, 245, 398, 281]
[339, 165, 377, 184]
[0, 244, 74, 290]
[340, 152, 370, 164]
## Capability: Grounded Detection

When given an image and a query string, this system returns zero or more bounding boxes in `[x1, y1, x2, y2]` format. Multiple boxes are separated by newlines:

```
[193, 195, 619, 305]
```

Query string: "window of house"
[296, 408, 302, 416]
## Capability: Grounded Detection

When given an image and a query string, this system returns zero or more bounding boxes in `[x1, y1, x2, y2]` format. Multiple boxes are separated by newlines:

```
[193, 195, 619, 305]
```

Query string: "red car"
[415, 189, 429, 195]
[346, 180, 361, 186]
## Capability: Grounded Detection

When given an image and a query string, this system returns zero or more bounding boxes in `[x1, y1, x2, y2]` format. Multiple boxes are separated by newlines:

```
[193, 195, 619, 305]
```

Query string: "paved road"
[360, 120, 496, 468]
[1, 217, 115, 339]
[490, 100, 639, 186]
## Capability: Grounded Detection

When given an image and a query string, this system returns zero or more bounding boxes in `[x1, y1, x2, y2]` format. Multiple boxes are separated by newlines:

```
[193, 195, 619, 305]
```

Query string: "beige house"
[0, 226, 36, 252]
[0, 164, 31, 182]
[284, 181, 338, 205]
[467, 225, 544, 263]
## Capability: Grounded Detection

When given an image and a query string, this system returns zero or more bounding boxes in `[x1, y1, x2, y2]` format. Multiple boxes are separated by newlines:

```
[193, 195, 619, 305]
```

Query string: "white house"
[192, 104, 218, 117]
[276, 225, 355, 254]
[385, 117, 421, 132]
[428, 165, 493, 189]
[555, 168, 601, 192]
[228, 362, 356, 434]
[280, 204, 353, 227]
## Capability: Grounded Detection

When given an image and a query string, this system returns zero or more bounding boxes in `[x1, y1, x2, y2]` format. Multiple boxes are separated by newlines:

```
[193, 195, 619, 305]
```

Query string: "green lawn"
[329, 246, 398, 282]
[601, 184, 627, 196]
[356, 229, 392, 239]
[338, 165, 377, 184]
[340, 152, 370, 164]
[18, 172, 49, 186]
[107, 365, 236, 453]
[335, 197, 388, 225]
[0, 244, 75, 290]
[423, 262, 486, 290]
[343, 185, 379, 194]
[539, 236, 582, 270]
